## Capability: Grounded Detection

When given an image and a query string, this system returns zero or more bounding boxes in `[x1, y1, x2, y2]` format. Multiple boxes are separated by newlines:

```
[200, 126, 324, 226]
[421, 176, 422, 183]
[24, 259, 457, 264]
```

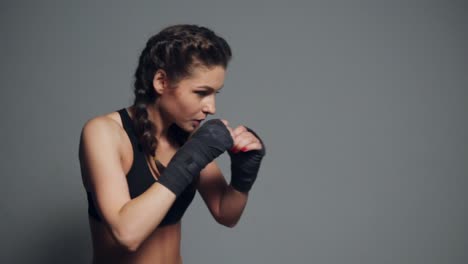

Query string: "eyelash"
[196, 91, 221, 96]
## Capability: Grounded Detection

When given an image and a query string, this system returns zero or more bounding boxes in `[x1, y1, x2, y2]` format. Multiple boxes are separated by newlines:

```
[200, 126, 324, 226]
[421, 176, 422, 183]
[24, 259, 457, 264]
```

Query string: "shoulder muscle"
[79, 116, 130, 230]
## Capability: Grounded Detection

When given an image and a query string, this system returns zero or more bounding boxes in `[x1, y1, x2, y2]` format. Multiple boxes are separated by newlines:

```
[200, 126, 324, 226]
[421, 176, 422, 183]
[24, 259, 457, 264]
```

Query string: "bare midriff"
[88, 215, 183, 264]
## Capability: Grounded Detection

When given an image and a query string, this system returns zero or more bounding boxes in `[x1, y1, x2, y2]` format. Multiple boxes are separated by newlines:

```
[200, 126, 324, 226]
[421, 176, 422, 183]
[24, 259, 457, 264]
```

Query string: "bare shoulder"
[78, 110, 136, 230]
[82, 110, 123, 130]
[79, 111, 125, 146]
[78, 110, 127, 189]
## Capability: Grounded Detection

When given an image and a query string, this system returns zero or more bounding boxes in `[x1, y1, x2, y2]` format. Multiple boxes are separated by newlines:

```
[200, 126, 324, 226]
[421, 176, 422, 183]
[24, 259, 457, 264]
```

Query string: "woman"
[78, 24, 266, 264]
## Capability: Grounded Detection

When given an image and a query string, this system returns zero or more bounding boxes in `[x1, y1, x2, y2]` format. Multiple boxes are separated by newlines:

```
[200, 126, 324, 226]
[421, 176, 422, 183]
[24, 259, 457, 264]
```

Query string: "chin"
[175, 122, 194, 133]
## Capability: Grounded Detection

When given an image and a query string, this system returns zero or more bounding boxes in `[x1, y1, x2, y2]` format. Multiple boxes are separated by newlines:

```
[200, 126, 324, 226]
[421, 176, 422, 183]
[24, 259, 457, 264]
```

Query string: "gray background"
[1, 0, 467, 263]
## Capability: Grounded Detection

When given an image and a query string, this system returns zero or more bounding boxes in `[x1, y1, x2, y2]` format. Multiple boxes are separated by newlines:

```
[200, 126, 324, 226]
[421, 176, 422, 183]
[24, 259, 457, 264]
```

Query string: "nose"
[202, 96, 216, 115]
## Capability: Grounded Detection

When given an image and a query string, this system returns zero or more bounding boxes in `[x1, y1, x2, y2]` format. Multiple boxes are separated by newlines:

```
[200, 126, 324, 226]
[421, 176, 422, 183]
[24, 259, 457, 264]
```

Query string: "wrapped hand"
[227, 125, 266, 193]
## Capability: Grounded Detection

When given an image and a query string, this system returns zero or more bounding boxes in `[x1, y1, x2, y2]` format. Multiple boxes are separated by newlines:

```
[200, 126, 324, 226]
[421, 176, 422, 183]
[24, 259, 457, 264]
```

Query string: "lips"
[192, 119, 204, 126]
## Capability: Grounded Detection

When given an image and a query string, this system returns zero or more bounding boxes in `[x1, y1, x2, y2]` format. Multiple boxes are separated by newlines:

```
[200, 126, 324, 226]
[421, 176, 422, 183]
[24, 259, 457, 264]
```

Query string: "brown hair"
[132, 24, 232, 158]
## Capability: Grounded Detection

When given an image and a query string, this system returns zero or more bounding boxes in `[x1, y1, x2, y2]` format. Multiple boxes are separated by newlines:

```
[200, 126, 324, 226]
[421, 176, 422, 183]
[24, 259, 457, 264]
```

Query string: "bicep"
[79, 118, 131, 230]
[196, 160, 228, 220]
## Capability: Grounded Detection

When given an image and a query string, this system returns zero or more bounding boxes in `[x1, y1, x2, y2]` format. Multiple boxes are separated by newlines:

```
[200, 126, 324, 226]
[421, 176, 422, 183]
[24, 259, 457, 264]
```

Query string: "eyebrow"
[196, 85, 224, 91]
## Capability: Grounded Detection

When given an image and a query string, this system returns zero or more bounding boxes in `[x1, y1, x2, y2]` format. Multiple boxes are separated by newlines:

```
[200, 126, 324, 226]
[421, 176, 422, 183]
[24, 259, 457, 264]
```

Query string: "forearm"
[218, 185, 249, 227]
[117, 119, 232, 249]
[115, 183, 176, 251]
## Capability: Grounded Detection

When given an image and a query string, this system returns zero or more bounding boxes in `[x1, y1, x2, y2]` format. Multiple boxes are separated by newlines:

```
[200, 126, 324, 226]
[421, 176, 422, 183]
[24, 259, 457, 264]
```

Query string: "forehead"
[178, 65, 226, 90]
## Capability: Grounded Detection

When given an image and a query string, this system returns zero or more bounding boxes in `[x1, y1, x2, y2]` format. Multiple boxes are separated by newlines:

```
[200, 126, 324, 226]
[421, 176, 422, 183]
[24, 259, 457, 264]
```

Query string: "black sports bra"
[86, 108, 197, 227]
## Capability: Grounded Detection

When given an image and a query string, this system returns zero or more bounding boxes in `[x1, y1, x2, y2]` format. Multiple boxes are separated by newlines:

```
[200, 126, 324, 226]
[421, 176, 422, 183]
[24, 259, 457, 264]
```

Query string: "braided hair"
[132, 24, 232, 159]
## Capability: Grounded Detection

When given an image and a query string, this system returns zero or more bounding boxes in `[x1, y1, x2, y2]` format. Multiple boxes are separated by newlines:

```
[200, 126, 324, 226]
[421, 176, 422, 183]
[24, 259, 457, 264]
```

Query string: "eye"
[195, 91, 221, 96]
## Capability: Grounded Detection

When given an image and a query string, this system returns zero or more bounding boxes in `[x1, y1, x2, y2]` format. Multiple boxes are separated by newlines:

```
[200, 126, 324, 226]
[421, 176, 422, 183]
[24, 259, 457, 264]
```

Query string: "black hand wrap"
[228, 127, 266, 193]
[158, 119, 233, 197]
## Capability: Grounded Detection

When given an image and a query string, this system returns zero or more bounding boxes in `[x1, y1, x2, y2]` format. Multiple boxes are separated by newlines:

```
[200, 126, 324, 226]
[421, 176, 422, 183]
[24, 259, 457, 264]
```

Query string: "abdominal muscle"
[89, 214, 183, 264]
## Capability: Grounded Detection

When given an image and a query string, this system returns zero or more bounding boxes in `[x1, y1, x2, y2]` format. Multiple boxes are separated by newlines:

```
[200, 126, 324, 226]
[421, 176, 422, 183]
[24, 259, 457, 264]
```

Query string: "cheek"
[174, 95, 200, 114]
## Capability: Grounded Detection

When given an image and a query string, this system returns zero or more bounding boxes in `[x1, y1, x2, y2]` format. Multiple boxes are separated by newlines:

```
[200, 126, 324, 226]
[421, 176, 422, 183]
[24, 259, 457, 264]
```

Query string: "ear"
[153, 69, 168, 95]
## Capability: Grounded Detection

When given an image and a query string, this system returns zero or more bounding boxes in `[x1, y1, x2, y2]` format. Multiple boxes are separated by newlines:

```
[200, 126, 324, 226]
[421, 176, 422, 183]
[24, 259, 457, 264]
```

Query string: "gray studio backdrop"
[1, 0, 467, 263]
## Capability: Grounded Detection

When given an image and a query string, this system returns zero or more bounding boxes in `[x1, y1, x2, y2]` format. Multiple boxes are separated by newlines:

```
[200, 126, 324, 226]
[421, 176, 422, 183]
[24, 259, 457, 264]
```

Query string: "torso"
[82, 107, 183, 264]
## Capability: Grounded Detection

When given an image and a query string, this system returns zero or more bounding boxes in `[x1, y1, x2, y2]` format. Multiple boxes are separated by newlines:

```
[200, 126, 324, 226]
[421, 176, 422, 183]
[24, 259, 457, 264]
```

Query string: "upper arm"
[79, 117, 131, 234]
[196, 160, 228, 221]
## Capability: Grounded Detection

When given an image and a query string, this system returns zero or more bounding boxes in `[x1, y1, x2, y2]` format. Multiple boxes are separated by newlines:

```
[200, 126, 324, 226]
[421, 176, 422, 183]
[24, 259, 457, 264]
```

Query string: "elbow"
[112, 227, 141, 252]
[123, 241, 140, 253]
[225, 222, 238, 228]
[216, 216, 239, 228]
